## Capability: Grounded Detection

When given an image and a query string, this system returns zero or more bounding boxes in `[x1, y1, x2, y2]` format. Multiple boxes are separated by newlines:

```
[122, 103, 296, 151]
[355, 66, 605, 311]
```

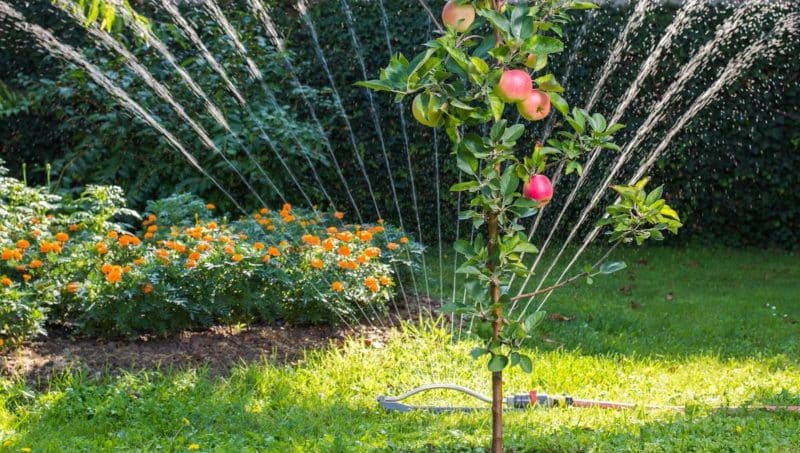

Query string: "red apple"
[496, 69, 532, 103]
[411, 93, 444, 127]
[517, 90, 551, 121]
[523, 174, 553, 204]
[442, 0, 475, 33]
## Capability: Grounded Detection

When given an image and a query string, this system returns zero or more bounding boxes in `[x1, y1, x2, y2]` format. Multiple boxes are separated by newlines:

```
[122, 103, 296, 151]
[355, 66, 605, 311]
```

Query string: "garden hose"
[378, 384, 800, 413]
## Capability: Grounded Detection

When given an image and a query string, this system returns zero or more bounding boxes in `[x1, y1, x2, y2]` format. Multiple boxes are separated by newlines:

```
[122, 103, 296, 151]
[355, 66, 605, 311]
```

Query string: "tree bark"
[488, 165, 503, 453]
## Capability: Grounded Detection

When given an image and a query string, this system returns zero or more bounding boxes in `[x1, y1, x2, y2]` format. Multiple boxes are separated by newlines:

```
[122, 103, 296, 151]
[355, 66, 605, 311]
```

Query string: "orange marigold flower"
[66, 281, 80, 294]
[206, 203, 216, 210]
[147, 214, 157, 222]
[189, 252, 201, 261]
[379, 275, 393, 286]
[268, 247, 280, 257]
[365, 247, 381, 258]
[232, 254, 243, 262]
[1, 248, 21, 261]
[55, 232, 70, 242]
[69, 224, 79, 232]
[142, 283, 154, 294]
[283, 214, 295, 223]
[260, 208, 270, 215]
[282, 203, 292, 212]
[326, 226, 338, 234]
[331, 281, 345, 292]
[107, 231, 119, 240]
[302, 234, 321, 246]
[105, 266, 123, 283]
[310, 258, 324, 269]
[279, 240, 289, 249]
[364, 276, 379, 293]
[147, 225, 158, 233]
[223, 245, 235, 255]
[96, 242, 109, 255]
[337, 231, 353, 242]
[334, 211, 344, 220]
[357, 230, 373, 242]
[262, 254, 271, 263]
[400, 237, 409, 244]
[186, 260, 197, 269]
[133, 257, 145, 266]
[357, 254, 370, 264]
[377, 218, 385, 224]
[22, 274, 32, 282]
[387, 242, 399, 251]
[322, 238, 336, 252]
[155, 249, 169, 259]
[373, 225, 385, 233]
[337, 245, 351, 257]
[253, 242, 265, 251]
[29, 259, 43, 270]
[31, 229, 42, 237]
[207, 221, 218, 230]
[197, 243, 211, 252]
[16, 239, 30, 249]
[0, 277, 11, 287]
[101, 263, 113, 274]
[144, 232, 155, 240]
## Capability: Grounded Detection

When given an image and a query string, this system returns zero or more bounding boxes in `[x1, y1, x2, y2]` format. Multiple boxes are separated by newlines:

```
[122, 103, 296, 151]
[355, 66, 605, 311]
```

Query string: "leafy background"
[1, 0, 798, 248]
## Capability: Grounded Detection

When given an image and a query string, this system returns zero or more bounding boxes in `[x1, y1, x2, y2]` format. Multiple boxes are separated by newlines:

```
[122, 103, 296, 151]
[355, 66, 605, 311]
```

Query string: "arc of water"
[585, 0, 653, 112]
[200, 0, 339, 212]
[374, 0, 433, 300]
[535, 13, 799, 314]
[54, 2, 275, 211]
[159, 0, 246, 106]
[100, 0, 286, 203]
[296, 0, 383, 220]
[515, 3, 786, 320]
[246, 0, 365, 224]
[158, 0, 319, 211]
[0, 1, 245, 215]
[508, 0, 716, 316]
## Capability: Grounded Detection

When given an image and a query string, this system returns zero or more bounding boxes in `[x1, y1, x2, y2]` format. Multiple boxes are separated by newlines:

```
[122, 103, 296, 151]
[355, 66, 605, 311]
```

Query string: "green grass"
[1, 245, 799, 451]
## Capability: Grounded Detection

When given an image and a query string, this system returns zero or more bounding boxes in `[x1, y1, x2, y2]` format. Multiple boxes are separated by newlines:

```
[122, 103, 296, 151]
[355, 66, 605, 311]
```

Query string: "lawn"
[0, 245, 798, 451]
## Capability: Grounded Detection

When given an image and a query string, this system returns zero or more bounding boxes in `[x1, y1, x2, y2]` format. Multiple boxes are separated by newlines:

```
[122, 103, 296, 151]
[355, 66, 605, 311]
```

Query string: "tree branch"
[418, 0, 444, 33]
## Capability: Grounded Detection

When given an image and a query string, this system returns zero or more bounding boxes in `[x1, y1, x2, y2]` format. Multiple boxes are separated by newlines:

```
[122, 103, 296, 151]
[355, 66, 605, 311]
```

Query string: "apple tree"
[358, 1, 681, 450]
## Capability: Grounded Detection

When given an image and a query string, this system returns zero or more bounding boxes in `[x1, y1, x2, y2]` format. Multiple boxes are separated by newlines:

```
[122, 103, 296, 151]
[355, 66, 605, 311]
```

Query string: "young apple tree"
[359, 1, 681, 450]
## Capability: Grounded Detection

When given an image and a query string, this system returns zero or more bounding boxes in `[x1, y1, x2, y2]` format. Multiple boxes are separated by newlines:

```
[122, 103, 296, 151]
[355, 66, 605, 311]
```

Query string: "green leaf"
[569, 1, 600, 10]
[645, 185, 664, 205]
[450, 181, 480, 192]
[488, 94, 505, 122]
[454, 239, 474, 257]
[549, 92, 569, 116]
[518, 354, 533, 373]
[477, 9, 510, 34]
[471, 347, 488, 359]
[488, 354, 509, 372]
[522, 35, 564, 55]
[524, 311, 545, 331]
[599, 261, 627, 274]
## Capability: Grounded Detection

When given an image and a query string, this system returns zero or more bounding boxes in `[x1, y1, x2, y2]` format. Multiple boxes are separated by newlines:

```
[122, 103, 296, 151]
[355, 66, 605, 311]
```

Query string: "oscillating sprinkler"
[378, 384, 800, 413]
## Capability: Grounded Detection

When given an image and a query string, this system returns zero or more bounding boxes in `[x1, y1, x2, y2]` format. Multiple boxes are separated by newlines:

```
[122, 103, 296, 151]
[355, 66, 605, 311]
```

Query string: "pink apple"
[517, 90, 551, 121]
[523, 174, 553, 204]
[496, 69, 532, 103]
[442, 0, 475, 33]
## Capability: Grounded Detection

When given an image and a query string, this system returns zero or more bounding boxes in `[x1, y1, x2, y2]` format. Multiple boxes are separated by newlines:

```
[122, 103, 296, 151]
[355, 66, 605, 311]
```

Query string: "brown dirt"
[0, 295, 442, 386]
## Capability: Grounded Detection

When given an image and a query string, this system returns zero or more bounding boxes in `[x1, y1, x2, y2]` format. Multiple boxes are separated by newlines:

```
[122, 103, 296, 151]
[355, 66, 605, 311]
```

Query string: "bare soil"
[0, 295, 441, 386]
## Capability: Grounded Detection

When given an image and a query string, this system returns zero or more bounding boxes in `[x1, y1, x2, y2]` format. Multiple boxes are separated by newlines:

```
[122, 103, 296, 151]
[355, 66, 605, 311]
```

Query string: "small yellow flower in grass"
[188, 444, 200, 451]
[331, 281, 345, 292]
[182, 417, 191, 426]
[735, 425, 743, 434]
[21, 447, 32, 452]
[2, 439, 11, 447]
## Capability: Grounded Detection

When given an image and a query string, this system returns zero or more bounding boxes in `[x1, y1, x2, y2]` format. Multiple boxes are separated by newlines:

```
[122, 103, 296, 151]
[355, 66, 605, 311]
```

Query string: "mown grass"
[1, 245, 799, 451]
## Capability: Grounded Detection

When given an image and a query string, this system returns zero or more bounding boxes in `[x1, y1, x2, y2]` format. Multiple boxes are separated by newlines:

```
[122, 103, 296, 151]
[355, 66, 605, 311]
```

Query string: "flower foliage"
[0, 161, 420, 345]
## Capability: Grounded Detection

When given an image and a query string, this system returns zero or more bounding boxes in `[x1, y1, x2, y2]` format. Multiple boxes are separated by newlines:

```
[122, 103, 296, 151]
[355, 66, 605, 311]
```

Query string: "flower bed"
[0, 163, 420, 345]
